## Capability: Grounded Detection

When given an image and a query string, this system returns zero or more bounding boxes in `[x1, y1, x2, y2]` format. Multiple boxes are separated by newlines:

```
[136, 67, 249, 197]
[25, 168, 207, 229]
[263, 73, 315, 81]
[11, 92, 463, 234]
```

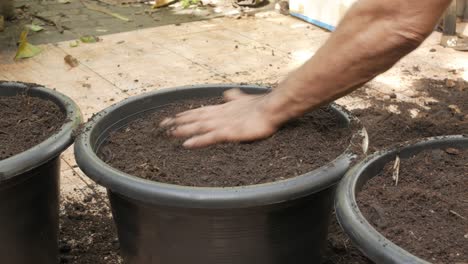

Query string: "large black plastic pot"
[0, 81, 82, 264]
[75, 84, 367, 264]
[335, 135, 468, 264]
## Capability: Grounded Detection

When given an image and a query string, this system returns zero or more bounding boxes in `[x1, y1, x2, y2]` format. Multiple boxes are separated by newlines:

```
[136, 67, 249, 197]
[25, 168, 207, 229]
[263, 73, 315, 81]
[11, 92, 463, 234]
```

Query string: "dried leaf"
[58, 0, 71, 3]
[448, 104, 461, 114]
[69, 40, 80, 47]
[0, 16, 4, 32]
[82, 1, 131, 22]
[14, 30, 42, 60]
[64, 54, 79, 67]
[152, 0, 176, 9]
[80, 35, 99, 43]
[25, 24, 44, 32]
[445, 148, 461, 155]
[392, 156, 400, 186]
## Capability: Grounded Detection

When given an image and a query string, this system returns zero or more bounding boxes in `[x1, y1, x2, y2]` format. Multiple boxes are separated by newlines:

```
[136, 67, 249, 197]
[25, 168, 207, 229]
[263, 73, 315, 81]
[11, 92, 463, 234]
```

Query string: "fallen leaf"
[58, 0, 71, 3]
[448, 104, 461, 114]
[152, 0, 176, 9]
[64, 54, 79, 67]
[14, 30, 42, 60]
[0, 16, 4, 32]
[82, 1, 131, 22]
[445, 148, 461, 155]
[69, 40, 80, 47]
[25, 24, 44, 32]
[80, 35, 100, 43]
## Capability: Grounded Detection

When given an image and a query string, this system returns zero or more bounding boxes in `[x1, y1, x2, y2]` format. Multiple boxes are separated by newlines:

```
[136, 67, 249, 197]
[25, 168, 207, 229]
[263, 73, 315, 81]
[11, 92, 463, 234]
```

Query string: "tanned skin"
[161, 0, 453, 148]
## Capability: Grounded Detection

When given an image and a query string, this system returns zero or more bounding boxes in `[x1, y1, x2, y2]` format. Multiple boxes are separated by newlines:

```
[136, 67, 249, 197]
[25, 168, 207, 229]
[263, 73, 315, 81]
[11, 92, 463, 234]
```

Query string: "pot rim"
[0, 81, 83, 181]
[335, 135, 468, 264]
[75, 84, 367, 209]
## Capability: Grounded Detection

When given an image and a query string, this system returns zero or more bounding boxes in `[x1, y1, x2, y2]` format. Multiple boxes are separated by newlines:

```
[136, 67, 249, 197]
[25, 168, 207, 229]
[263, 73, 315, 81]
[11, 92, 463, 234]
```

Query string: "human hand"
[160, 89, 284, 148]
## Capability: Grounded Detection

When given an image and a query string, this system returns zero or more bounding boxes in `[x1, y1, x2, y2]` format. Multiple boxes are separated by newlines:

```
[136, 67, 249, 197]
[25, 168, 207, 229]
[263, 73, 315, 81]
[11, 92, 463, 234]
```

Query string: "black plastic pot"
[0, 81, 82, 264]
[335, 135, 468, 264]
[75, 84, 367, 264]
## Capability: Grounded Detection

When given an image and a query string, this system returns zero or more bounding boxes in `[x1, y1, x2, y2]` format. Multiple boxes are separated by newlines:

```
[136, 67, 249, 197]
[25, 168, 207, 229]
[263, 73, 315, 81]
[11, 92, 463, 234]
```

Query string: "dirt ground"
[59, 78, 467, 263]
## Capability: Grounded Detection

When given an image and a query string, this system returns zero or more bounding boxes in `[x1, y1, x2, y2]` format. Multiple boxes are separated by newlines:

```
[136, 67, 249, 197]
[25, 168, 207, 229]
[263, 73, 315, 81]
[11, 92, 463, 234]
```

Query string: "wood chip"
[392, 155, 400, 186]
[449, 210, 466, 220]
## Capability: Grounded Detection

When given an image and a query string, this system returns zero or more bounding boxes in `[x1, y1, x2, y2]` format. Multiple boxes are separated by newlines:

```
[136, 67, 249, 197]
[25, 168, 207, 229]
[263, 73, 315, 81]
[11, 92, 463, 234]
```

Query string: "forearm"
[265, 0, 452, 124]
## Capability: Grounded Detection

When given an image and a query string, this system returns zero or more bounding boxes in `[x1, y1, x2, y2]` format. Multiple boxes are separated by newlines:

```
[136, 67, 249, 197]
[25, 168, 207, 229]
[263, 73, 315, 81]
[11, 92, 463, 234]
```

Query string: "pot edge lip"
[335, 134, 468, 264]
[75, 84, 366, 208]
[0, 81, 83, 181]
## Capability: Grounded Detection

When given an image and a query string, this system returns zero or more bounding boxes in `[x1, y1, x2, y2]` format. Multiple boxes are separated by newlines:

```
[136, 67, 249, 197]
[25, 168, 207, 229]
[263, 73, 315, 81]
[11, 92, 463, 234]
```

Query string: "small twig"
[392, 155, 400, 186]
[449, 210, 466, 220]
[32, 14, 55, 25]
[32, 14, 67, 33]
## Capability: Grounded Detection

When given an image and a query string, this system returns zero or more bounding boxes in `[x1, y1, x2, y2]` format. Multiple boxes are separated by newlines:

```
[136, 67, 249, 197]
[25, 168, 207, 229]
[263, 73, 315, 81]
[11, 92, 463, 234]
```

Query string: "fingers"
[183, 131, 226, 149]
[224, 88, 246, 102]
[160, 108, 208, 128]
[170, 121, 216, 138]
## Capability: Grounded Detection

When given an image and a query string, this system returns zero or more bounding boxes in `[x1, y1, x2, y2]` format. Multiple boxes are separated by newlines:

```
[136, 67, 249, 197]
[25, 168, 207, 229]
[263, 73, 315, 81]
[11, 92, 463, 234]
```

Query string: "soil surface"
[99, 97, 352, 187]
[353, 78, 467, 152]
[59, 194, 122, 264]
[358, 148, 468, 264]
[0, 94, 65, 160]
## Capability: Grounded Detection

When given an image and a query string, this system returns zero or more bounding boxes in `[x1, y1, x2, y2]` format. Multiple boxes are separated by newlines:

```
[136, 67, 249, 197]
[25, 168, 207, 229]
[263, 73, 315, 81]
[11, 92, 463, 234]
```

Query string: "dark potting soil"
[99, 97, 352, 187]
[357, 148, 468, 264]
[0, 94, 66, 160]
[353, 78, 467, 152]
[59, 194, 122, 264]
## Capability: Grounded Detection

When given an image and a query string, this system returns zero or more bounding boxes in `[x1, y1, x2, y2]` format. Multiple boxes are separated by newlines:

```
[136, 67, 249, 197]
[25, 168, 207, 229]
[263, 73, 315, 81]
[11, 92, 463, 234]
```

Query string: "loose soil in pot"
[357, 148, 467, 264]
[0, 93, 65, 160]
[98, 97, 352, 187]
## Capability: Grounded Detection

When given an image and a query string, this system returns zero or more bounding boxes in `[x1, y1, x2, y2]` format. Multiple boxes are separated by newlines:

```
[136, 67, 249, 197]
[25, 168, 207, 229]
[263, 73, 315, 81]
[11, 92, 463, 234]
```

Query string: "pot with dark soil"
[335, 135, 468, 264]
[0, 81, 82, 264]
[75, 84, 367, 264]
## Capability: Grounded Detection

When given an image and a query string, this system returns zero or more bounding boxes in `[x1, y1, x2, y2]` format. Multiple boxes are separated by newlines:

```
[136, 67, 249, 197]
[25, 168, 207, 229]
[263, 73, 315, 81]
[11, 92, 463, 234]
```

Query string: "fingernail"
[183, 139, 194, 148]
[160, 118, 171, 127]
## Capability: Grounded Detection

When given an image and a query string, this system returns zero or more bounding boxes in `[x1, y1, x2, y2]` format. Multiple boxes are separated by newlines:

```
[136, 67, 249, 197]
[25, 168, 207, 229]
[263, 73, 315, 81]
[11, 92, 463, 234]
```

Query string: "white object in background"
[289, 0, 357, 31]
